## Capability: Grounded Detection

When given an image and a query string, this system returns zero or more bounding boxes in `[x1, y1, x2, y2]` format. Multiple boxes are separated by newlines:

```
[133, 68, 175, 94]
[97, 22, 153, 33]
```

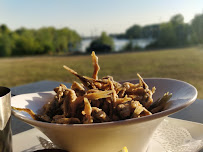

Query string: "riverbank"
[79, 38, 154, 52]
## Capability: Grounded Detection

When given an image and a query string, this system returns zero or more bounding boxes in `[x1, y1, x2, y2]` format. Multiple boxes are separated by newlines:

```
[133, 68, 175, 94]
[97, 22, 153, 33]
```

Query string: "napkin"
[151, 119, 203, 152]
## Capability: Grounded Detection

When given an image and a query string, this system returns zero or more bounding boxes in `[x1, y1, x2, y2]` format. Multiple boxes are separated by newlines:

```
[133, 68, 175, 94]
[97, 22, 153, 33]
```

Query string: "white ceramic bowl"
[11, 78, 197, 152]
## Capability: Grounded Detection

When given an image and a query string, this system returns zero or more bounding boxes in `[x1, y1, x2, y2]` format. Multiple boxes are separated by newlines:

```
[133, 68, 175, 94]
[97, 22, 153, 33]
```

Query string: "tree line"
[0, 13, 203, 56]
[86, 13, 203, 53]
[0, 26, 81, 56]
[112, 13, 203, 49]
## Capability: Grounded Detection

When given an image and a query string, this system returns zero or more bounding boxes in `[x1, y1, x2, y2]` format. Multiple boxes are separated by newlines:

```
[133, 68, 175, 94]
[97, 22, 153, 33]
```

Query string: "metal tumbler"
[0, 86, 12, 152]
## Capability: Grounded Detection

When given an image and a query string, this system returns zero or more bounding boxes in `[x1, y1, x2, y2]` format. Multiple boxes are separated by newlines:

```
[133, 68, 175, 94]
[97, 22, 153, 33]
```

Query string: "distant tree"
[87, 32, 114, 53]
[100, 32, 114, 48]
[170, 14, 184, 25]
[148, 14, 191, 48]
[170, 14, 189, 46]
[0, 34, 12, 56]
[54, 28, 81, 52]
[191, 13, 203, 44]
[15, 27, 27, 35]
[141, 24, 160, 39]
[0, 25, 12, 56]
[125, 25, 142, 38]
[54, 32, 68, 53]
[64, 28, 81, 49]
[149, 22, 177, 47]
[12, 29, 40, 55]
[35, 27, 55, 54]
[0, 24, 10, 34]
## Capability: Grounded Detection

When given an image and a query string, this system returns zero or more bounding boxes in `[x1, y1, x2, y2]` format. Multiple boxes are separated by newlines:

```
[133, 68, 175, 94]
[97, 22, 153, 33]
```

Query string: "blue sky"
[0, 0, 202, 36]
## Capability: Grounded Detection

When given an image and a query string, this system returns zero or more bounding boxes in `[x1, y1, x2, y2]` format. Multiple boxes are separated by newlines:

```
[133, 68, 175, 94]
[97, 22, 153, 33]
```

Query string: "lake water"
[79, 38, 155, 52]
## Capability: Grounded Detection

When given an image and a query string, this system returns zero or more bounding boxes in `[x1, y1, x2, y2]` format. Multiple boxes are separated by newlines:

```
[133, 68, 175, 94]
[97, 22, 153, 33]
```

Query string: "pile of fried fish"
[13, 52, 172, 124]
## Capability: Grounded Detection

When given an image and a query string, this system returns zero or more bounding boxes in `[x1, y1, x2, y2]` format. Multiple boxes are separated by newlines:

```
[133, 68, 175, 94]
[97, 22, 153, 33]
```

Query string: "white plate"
[12, 117, 203, 152]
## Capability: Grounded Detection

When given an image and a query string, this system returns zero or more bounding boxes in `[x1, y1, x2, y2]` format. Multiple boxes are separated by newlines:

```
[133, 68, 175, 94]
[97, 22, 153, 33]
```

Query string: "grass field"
[0, 47, 203, 98]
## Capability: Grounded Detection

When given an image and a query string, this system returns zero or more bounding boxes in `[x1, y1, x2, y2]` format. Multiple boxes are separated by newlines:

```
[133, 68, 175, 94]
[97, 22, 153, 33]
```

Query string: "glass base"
[0, 117, 12, 152]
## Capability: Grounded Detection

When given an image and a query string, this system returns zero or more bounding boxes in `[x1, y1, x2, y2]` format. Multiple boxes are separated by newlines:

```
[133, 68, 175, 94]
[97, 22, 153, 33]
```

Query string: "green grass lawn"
[0, 47, 203, 98]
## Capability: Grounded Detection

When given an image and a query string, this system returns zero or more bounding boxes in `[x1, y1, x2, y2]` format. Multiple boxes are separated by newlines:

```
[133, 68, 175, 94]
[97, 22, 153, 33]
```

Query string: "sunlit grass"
[0, 47, 203, 98]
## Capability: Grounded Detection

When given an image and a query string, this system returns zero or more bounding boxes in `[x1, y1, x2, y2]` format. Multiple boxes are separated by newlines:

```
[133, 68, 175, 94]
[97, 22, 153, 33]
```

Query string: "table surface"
[10, 80, 203, 151]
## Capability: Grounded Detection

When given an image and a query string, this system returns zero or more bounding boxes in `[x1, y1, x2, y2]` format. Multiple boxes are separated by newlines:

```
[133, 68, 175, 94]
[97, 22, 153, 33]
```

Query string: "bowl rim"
[11, 78, 198, 128]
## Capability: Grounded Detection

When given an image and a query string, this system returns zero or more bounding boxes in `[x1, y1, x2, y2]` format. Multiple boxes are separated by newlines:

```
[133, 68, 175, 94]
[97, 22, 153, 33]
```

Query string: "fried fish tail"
[85, 90, 113, 100]
[91, 51, 100, 80]
[12, 106, 39, 120]
[63, 65, 96, 89]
